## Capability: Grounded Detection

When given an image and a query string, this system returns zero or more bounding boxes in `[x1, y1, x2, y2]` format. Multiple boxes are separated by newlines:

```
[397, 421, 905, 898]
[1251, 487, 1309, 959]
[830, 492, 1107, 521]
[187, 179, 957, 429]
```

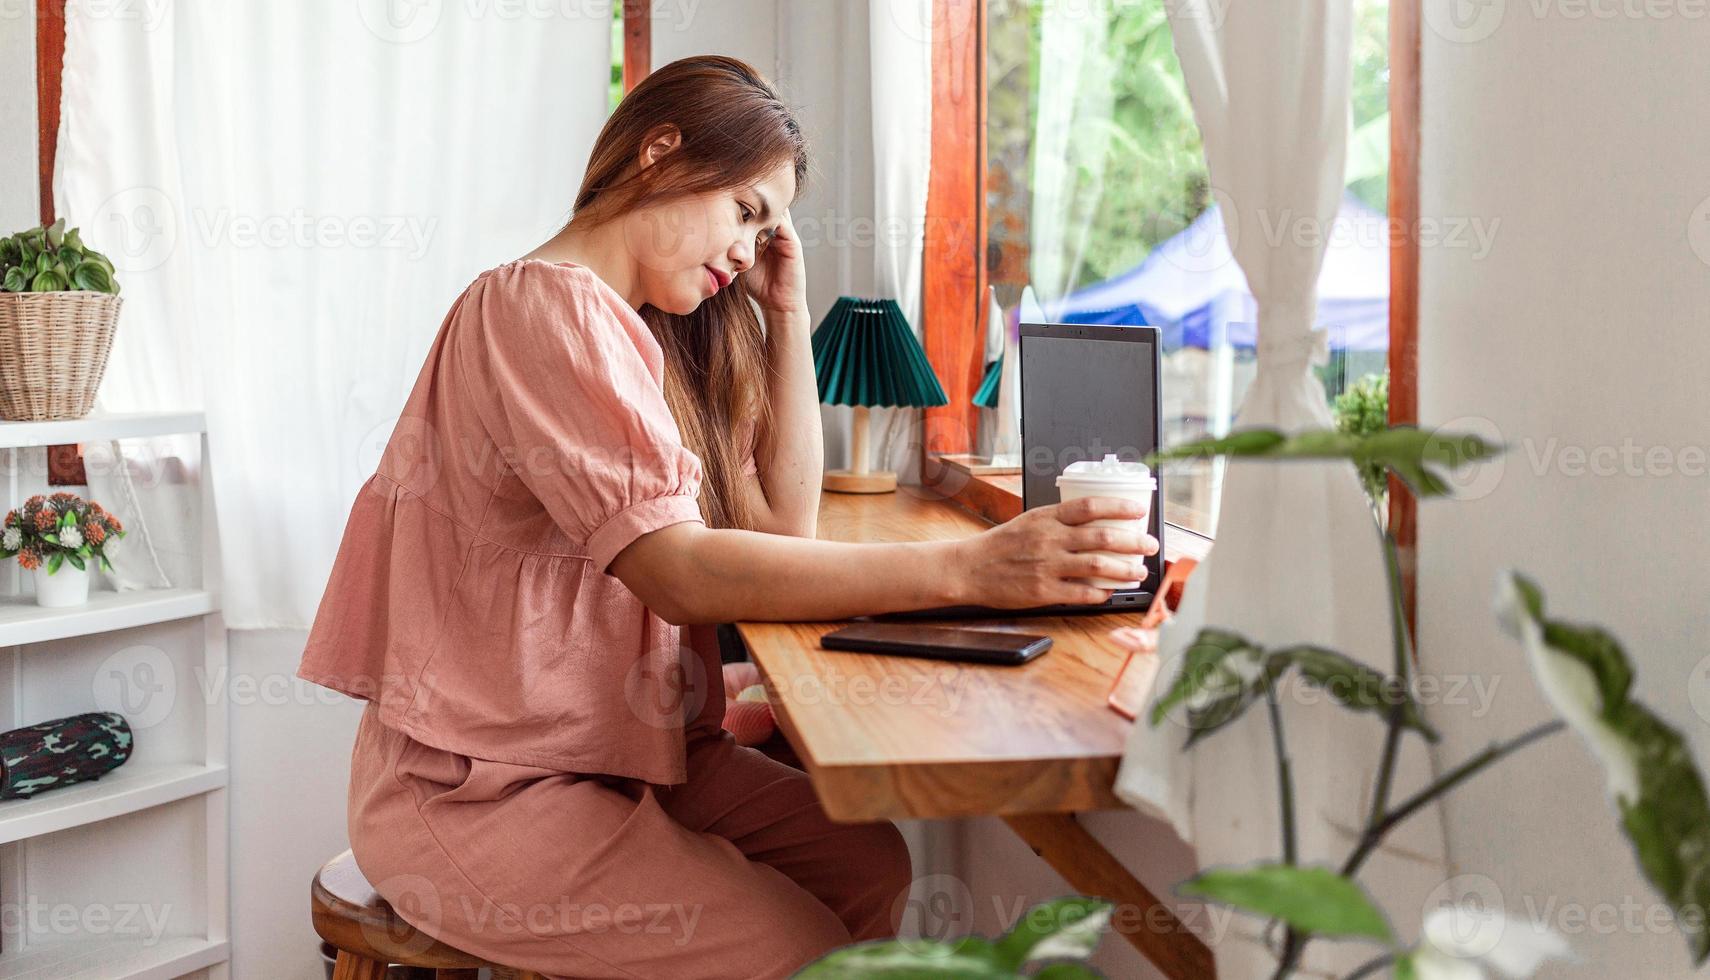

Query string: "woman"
[297, 56, 1156, 979]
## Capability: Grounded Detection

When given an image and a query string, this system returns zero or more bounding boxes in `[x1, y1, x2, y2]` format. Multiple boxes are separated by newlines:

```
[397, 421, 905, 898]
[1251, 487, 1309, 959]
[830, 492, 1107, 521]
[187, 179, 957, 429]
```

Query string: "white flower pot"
[34, 561, 91, 608]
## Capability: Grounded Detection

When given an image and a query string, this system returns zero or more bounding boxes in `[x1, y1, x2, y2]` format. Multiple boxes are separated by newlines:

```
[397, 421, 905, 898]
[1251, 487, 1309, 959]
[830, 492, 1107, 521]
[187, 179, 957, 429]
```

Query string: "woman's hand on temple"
[743, 208, 807, 317]
[951, 497, 1160, 609]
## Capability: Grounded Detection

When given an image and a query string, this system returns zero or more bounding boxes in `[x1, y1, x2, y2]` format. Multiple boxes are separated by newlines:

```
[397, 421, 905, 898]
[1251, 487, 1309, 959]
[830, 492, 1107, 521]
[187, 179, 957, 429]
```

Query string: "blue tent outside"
[1047, 192, 1389, 352]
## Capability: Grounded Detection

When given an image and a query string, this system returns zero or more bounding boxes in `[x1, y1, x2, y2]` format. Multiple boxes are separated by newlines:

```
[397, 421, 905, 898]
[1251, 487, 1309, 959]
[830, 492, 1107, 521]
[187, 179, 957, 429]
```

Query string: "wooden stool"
[311, 850, 548, 980]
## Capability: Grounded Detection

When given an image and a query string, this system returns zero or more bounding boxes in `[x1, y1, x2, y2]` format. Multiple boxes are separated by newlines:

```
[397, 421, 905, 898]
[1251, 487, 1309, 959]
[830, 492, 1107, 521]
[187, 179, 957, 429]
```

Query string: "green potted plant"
[0, 218, 123, 421]
[0, 492, 125, 607]
[1332, 371, 1389, 521]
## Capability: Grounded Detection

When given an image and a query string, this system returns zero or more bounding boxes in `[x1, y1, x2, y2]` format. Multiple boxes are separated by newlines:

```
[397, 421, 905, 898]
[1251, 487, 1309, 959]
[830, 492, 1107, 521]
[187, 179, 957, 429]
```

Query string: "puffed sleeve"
[453, 260, 706, 574]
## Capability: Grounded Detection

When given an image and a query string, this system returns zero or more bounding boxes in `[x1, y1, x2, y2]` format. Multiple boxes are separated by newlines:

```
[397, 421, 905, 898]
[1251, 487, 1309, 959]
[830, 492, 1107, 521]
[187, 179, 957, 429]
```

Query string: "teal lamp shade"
[811, 297, 948, 409]
[972, 355, 1002, 409]
[811, 297, 946, 493]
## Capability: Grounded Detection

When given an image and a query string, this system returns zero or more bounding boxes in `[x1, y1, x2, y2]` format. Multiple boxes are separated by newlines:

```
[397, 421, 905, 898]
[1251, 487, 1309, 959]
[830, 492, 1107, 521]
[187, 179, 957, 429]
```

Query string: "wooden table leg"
[1003, 813, 1215, 980]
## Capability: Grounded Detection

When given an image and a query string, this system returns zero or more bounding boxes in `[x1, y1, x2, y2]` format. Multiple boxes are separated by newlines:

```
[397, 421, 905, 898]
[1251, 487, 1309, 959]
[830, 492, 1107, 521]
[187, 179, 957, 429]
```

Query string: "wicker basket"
[0, 291, 121, 421]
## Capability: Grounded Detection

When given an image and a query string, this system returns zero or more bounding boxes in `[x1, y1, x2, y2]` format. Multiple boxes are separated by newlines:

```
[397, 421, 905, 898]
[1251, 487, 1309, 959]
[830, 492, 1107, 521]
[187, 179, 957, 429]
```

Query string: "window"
[610, 2, 626, 112]
[981, 0, 1393, 537]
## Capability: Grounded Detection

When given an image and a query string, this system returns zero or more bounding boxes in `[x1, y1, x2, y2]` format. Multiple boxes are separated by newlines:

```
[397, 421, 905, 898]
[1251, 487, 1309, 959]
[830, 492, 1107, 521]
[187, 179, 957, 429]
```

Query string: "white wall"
[226, 632, 364, 979]
[653, 0, 776, 83]
[1419, 3, 1710, 975]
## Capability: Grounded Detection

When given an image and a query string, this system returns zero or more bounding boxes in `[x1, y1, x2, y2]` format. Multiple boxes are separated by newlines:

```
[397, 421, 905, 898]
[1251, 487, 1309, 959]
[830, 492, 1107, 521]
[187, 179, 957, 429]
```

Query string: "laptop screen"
[1018, 324, 1163, 591]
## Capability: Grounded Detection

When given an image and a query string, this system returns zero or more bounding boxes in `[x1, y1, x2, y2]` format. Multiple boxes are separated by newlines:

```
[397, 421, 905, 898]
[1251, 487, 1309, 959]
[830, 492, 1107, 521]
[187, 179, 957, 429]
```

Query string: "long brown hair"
[569, 56, 809, 532]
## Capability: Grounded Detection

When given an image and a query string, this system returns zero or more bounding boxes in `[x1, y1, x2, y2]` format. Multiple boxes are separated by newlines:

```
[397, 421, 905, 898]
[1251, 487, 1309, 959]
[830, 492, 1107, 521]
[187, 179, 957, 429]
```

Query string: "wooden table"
[735, 488, 1215, 980]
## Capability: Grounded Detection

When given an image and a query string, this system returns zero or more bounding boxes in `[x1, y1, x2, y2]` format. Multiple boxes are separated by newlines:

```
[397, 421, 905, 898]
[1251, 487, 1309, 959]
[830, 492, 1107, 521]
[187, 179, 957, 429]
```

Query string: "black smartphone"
[819, 623, 1052, 666]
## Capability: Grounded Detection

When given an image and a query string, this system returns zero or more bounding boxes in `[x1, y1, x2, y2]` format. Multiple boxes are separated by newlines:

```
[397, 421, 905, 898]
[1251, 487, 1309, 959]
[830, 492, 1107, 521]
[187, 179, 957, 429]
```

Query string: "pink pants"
[346, 702, 914, 979]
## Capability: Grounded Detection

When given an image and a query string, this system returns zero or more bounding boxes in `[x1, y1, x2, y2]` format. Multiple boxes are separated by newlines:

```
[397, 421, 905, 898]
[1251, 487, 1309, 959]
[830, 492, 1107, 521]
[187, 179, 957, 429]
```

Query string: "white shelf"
[0, 588, 216, 647]
[0, 418, 228, 978]
[0, 934, 229, 980]
[0, 412, 205, 450]
[0, 762, 228, 846]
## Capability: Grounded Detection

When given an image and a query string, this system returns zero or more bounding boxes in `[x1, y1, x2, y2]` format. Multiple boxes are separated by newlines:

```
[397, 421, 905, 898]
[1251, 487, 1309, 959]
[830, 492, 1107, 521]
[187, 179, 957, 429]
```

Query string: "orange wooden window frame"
[37, 0, 65, 227]
[920, 0, 987, 462]
[34, 0, 85, 487]
[622, 0, 651, 93]
[1388, 0, 1422, 636]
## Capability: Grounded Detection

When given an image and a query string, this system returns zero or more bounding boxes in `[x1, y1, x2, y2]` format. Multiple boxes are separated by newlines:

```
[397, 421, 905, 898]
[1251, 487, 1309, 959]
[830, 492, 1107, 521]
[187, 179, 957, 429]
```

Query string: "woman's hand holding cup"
[954, 495, 1160, 610]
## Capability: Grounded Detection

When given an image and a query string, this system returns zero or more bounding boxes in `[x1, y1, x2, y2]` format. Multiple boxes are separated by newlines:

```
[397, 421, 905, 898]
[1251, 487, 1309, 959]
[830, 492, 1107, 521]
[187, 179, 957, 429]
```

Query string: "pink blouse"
[297, 259, 754, 784]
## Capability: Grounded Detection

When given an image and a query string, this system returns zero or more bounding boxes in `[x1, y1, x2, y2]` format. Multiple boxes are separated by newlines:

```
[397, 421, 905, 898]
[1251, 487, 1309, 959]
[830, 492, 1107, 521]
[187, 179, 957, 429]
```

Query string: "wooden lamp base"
[824, 404, 898, 494]
[823, 469, 898, 494]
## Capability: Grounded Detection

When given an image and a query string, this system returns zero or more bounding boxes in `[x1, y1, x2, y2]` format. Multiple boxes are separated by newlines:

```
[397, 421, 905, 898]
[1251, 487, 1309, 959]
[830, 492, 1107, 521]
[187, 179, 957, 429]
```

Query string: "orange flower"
[33, 511, 55, 532]
[84, 522, 105, 545]
[17, 550, 40, 571]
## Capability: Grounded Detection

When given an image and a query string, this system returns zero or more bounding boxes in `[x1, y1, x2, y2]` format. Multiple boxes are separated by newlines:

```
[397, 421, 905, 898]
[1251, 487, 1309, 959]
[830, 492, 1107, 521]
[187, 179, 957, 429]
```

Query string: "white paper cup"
[1055, 455, 1156, 590]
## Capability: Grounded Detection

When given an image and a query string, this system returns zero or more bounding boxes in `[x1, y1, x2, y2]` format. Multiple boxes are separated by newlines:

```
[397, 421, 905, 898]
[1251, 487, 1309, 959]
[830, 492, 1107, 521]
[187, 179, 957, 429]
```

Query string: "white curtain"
[868, 0, 933, 484]
[54, 0, 207, 594]
[1027, 0, 1114, 309]
[1114, 3, 1448, 976]
[56, 0, 612, 627]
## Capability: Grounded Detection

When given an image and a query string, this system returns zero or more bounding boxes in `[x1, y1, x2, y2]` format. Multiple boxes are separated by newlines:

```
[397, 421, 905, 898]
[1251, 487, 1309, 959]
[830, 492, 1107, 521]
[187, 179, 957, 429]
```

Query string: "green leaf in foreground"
[797, 897, 1114, 978]
[991, 897, 1112, 967]
[1270, 645, 1439, 742]
[796, 935, 1007, 978]
[1148, 628, 1280, 746]
[1148, 628, 1263, 726]
[1497, 570, 1710, 964]
[1031, 964, 1104, 979]
[1178, 864, 1393, 942]
[1147, 426, 1503, 499]
[1151, 632, 1436, 746]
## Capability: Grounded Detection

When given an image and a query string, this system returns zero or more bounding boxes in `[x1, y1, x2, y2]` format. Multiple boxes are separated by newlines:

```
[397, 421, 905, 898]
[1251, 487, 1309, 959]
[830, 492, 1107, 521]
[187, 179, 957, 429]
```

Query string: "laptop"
[871, 320, 1164, 621]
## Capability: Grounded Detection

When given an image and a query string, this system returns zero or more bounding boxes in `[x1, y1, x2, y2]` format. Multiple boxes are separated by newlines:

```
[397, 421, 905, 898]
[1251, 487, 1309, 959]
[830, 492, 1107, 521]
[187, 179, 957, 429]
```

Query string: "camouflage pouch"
[0, 711, 133, 800]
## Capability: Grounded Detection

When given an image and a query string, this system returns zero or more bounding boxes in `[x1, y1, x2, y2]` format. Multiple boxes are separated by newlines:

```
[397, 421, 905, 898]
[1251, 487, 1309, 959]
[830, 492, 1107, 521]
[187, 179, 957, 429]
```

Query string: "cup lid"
[1056, 453, 1155, 485]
